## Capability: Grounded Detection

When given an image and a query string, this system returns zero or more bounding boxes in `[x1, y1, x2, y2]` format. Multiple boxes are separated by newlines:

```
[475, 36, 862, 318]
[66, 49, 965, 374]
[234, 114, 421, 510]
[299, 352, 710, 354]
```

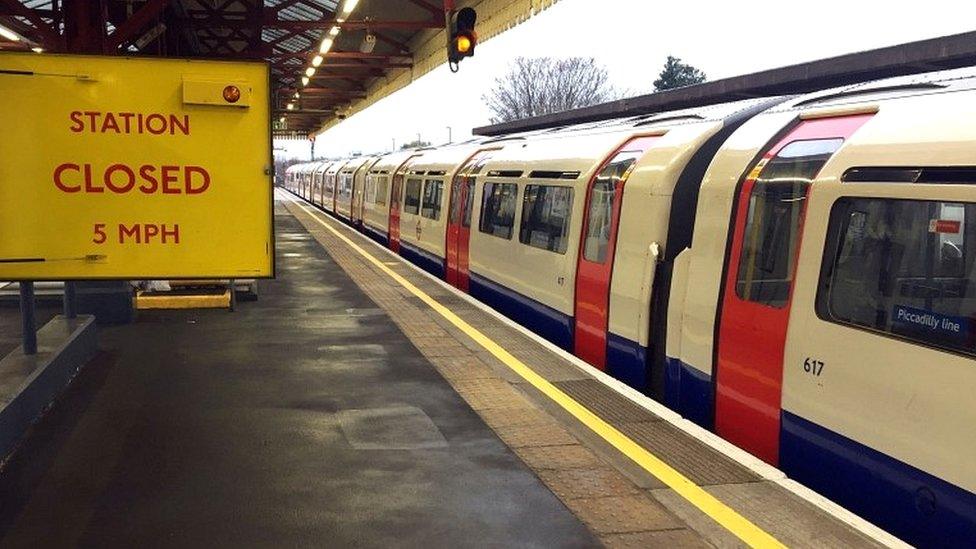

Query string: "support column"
[63, 0, 108, 53]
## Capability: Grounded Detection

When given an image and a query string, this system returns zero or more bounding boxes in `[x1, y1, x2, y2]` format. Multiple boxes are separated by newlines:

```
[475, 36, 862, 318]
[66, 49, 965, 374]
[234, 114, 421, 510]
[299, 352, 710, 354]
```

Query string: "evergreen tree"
[653, 56, 706, 92]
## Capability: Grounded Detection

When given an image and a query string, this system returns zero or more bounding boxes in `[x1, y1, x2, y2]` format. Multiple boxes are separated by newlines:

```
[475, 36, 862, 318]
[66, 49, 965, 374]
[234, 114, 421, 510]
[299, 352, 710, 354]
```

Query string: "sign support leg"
[63, 281, 77, 319]
[19, 281, 37, 355]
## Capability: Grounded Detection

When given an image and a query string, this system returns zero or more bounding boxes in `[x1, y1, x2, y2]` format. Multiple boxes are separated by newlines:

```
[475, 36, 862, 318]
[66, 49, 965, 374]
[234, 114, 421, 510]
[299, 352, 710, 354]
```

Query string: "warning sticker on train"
[0, 52, 273, 280]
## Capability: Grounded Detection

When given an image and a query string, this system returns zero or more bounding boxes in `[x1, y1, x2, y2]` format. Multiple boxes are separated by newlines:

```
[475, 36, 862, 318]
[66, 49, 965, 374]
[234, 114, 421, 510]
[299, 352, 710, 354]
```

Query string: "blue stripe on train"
[781, 411, 976, 547]
[399, 241, 445, 279]
[606, 333, 648, 391]
[664, 357, 714, 430]
[469, 272, 574, 351]
[362, 224, 389, 247]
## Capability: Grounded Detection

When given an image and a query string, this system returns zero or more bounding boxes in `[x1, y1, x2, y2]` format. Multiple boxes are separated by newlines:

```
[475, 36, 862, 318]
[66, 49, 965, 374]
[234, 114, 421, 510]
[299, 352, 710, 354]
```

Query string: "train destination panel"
[0, 53, 273, 279]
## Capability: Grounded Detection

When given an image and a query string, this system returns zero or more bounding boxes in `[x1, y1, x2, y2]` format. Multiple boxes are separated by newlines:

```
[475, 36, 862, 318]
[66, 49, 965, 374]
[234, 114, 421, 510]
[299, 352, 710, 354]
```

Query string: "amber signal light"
[455, 34, 473, 55]
[223, 85, 241, 103]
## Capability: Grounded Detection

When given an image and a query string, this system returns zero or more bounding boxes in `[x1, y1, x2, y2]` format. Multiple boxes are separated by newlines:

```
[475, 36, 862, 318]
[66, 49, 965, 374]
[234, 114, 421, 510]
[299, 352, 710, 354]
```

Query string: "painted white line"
[277, 188, 909, 549]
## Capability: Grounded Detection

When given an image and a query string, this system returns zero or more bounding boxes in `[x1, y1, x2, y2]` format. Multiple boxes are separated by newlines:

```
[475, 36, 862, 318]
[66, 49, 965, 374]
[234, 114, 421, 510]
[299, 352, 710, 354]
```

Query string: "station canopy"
[0, 0, 561, 139]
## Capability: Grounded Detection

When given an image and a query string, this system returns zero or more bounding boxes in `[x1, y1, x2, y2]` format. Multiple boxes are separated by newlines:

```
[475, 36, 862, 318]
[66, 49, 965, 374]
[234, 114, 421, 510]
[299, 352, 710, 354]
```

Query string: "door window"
[735, 138, 843, 307]
[449, 179, 463, 224]
[463, 180, 475, 228]
[583, 153, 640, 262]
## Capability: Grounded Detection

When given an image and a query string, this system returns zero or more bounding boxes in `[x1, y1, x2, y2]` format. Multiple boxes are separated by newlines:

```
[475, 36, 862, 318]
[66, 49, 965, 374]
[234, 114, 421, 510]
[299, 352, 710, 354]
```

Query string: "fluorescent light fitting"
[329, 26, 341, 37]
[31, 47, 44, 53]
[301, 76, 310, 86]
[319, 37, 334, 54]
[341, 0, 360, 15]
[312, 54, 323, 67]
[0, 24, 20, 42]
[305, 67, 316, 77]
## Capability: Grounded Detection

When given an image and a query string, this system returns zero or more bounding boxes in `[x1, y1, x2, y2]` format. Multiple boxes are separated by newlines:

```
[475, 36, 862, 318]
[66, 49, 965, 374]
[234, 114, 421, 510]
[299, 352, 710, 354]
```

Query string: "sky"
[275, 0, 974, 160]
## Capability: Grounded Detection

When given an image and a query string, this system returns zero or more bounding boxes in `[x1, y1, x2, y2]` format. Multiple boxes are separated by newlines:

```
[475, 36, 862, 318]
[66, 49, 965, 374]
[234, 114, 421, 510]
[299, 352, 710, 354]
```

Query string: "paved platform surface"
[0, 204, 594, 548]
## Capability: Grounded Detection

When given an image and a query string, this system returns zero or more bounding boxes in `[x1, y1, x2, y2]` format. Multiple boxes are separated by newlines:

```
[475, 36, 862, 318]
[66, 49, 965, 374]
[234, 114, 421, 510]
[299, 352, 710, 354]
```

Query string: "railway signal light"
[448, 7, 477, 72]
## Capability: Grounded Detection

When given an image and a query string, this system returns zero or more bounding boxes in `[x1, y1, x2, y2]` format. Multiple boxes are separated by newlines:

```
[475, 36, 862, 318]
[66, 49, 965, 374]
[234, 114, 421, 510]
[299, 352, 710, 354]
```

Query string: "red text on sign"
[92, 223, 180, 244]
[69, 111, 190, 136]
[55, 163, 210, 195]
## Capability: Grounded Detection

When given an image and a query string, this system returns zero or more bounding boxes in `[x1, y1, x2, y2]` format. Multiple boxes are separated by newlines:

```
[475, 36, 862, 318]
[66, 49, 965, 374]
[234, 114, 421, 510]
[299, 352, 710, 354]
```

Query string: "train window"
[422, 179, 443, 220]
[818, 198, 976, 356]
[404, 178, 422, 215]
[520, 185, 573, 254]
[463, 179, 475, 228]
[365, 178, 375, 204]
[375, 175, 389, 206]
[479, 182, 518, 239]
[583, 153, 640, 262]
[735, 138, 843, 307]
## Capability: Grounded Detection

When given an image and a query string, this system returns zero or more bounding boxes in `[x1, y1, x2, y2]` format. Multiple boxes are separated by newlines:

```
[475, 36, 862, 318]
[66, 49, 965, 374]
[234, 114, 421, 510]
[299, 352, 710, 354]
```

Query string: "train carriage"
[321, 159, 349, 213]
[309, 160, 331, 208]
[668, 70, 976, 545]
[351, 156, 380, 228]
[392, 144, 487, 279]
[335, 156, 377, 222]
[362, 150, 426, 246]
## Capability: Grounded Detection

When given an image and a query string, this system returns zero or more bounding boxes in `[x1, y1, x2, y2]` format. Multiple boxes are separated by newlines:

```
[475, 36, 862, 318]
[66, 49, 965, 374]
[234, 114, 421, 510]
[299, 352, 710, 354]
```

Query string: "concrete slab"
[0, 315, 97, 461]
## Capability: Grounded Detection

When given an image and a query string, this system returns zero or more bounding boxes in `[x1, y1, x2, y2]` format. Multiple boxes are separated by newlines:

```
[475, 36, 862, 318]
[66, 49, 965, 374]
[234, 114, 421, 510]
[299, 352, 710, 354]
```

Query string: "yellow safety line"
[286, 194, 786, 549]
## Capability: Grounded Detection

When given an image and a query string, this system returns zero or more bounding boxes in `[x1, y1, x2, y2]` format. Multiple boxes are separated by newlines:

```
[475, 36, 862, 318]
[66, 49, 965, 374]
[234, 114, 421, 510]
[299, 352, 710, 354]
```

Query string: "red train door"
[574, 136, 661, 369]
[389, 155, 420, 253]
[446, 149, 496, 290]
[715, 113, 874, 465]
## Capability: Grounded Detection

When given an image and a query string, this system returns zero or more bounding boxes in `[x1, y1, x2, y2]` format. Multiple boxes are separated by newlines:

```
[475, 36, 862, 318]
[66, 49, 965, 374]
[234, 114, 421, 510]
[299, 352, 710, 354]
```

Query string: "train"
[283, 68, 976, 546]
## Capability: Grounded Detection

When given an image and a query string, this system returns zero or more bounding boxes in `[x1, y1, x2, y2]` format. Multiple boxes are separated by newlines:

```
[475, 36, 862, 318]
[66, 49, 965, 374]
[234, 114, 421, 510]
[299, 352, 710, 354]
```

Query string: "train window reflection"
[404, 178, 422, 215]
[736, 138, 843, 307]
[375, 175, 388, 206]
[520, 185, 573, 254]
[819, 198, 976, 356]
[422, 179, 443, 220]
[583, 154, 638, 263]
[479, 182, 518, 239]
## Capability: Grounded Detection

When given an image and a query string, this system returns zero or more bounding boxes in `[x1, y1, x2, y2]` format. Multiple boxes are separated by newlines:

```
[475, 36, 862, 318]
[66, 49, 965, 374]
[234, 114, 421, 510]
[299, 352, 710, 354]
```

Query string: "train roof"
[369, 150, 429, 174]
[768, 65, 976, 114]
[402, 142, 491, 175]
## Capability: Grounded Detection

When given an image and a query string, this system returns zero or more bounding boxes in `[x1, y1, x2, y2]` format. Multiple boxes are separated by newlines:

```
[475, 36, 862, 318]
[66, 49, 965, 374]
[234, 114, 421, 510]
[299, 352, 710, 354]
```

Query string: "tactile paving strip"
[554, 379, 662, 424]
[616, 421, 759, 486]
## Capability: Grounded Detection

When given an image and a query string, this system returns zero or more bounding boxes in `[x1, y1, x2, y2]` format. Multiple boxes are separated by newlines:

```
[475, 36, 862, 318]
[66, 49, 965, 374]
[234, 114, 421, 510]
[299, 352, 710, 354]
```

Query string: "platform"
[0, 195, 902, 548]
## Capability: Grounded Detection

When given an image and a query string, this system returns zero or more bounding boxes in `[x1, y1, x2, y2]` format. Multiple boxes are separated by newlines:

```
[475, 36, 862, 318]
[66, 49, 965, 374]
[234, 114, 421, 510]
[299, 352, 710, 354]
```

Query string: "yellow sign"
[0, 53, 273, 280]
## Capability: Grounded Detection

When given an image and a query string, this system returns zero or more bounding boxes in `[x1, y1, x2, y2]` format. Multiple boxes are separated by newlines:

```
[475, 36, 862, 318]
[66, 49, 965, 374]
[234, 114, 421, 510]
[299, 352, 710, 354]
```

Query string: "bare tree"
[483, 57, 617, 123]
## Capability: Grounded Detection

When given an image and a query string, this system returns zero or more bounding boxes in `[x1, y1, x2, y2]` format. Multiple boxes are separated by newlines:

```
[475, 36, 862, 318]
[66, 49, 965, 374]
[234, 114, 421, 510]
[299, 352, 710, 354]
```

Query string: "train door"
[389, 155, 420, 253]
[715, 114, 874, 465]
[446, 150, 496, 290]
[574, 136, 661, 370]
